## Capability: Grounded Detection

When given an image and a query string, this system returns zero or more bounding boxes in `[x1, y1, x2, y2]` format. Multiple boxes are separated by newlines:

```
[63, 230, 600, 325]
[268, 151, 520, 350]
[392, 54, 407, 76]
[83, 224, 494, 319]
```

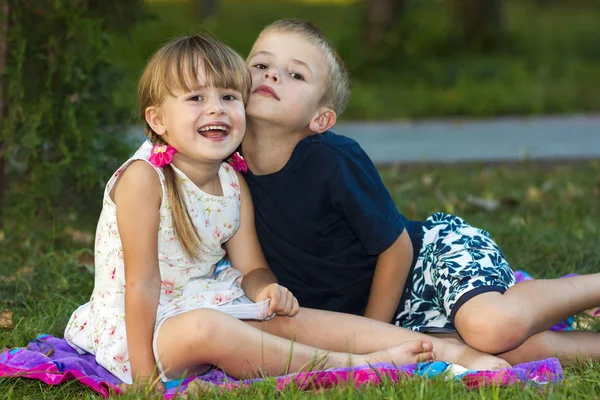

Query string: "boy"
[241, 19, 600, 364]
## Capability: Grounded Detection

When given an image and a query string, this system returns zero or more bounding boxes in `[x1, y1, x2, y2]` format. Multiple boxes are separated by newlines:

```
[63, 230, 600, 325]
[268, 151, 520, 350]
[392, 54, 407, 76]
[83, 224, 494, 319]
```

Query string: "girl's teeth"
[200, 125, 226, 131]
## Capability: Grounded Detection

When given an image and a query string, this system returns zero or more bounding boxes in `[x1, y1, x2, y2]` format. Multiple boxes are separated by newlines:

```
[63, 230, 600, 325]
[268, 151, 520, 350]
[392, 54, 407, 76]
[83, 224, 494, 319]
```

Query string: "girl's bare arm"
[224, 172, 298, 316]
[114, 161, 163, 382]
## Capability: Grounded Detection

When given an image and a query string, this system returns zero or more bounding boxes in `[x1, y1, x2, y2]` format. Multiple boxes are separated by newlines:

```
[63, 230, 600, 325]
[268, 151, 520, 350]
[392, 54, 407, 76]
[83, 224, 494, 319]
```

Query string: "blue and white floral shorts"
[393, 212, 516, 333]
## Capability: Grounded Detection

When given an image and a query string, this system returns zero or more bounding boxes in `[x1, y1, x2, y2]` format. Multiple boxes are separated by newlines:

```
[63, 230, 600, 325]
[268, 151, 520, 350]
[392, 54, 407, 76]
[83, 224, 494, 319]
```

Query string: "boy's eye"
[291, 72, 305, 81]
[253, 63, 267, 70]
[189, 95, 203, 101]
[222, 94, 237, 101]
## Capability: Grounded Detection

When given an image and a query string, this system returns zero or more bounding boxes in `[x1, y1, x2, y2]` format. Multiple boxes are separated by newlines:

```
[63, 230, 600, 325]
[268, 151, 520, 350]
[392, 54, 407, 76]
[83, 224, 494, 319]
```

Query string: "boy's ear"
[145, 106, 166, 136]
[309, 108, 337, 134]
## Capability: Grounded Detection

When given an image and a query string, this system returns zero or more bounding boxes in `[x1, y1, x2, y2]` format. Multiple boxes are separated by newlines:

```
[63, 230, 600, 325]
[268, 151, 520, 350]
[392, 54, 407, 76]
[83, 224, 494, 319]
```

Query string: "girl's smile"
[197, 121, 232, 141]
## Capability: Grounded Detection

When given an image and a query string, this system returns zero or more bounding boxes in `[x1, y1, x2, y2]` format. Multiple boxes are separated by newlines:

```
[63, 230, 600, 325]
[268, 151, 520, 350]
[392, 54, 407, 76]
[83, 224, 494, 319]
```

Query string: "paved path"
[129, 115, 600, 163]
[335, 115, 600, 163]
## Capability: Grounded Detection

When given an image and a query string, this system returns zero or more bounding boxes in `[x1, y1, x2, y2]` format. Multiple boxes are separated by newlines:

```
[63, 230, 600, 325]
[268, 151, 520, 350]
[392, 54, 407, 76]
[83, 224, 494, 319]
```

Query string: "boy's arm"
[364, 229, 413, 323]
[329, 143, 411, 322]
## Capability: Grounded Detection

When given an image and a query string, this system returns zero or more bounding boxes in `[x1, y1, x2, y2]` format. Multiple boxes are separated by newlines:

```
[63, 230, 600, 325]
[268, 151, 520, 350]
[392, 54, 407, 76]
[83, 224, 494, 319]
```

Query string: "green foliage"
[107, 0, 600, 120]
[339, 0, 600, 119]
[0, 0, 143, 235]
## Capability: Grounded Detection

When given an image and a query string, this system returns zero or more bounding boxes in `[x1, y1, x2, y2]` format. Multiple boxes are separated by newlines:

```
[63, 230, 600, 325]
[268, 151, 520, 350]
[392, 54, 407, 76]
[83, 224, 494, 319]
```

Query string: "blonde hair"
[138, 35, 251, 261]
[260, 19, 350, 116]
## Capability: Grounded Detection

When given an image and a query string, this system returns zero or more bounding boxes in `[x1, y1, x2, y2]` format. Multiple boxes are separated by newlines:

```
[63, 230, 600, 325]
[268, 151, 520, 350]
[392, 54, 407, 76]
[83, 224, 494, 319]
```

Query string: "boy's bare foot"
[357, 339, 435, 366]
[431, 336, 510, 371]
[456, 346, 511, 371]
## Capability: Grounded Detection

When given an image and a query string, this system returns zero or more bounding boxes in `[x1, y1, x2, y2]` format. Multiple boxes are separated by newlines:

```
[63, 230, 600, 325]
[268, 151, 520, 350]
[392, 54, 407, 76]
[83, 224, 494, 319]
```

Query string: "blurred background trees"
[0, 0, 143, 236]
[0, 0, 598, 237]
[0, 1, 8, 227]
[450, 0, 506, 51]
[104, 0, 599, 121]
[363, 0, 507, 59]
[364, 0, 405, 49]
[198, 0, 218, 20]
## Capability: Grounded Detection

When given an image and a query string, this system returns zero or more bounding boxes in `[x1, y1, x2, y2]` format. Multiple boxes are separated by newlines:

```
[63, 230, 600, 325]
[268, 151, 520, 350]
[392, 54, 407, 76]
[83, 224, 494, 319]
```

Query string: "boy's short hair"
[262, 19, 350, 116]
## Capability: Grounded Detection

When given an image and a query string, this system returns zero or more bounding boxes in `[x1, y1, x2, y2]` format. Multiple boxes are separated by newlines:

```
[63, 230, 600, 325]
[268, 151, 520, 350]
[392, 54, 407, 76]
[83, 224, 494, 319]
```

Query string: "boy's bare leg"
[429, 329, 600, 366]
[247, 307, 510, 371]
[498, 330, 600, 365]
[156, 308, 434, 380]
[454, 274, 600, 353]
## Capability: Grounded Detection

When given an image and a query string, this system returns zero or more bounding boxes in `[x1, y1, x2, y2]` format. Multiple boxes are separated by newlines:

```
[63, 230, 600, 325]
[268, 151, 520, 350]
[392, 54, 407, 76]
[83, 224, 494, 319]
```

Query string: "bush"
[0, 0, 143, 238]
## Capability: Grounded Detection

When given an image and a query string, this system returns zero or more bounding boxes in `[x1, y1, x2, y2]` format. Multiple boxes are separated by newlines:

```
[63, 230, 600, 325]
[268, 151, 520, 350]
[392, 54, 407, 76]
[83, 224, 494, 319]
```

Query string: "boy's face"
[246, 31, 329, 132]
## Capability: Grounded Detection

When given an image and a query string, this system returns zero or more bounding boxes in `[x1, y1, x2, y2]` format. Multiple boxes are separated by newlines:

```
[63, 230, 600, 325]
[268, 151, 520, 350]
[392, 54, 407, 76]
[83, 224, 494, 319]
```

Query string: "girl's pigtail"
[163, 163, 202, 261]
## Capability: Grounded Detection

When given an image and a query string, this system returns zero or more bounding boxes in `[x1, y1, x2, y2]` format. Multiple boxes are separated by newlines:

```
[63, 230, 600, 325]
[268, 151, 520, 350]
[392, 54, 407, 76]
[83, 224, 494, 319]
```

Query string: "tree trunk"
[0, 0, 9, 227]
[452, 0, 505, 51]
[364, 0, 404, 48]
[200, 0, 218, 20]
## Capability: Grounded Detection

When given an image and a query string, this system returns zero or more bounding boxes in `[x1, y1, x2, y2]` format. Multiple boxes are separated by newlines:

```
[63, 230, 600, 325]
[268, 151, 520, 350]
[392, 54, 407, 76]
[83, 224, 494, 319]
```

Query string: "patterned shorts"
[393, 212, 516, 333]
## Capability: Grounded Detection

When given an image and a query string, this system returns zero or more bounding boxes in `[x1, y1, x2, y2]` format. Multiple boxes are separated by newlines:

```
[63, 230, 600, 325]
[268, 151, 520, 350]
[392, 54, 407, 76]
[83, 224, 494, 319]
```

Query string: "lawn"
[108, 0, 600, 120]
[1, 160, 599, 399]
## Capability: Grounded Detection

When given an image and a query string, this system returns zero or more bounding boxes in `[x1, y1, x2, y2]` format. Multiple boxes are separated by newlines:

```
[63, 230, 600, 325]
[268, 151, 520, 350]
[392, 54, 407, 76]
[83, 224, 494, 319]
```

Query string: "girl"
[64, 35, 438, 394]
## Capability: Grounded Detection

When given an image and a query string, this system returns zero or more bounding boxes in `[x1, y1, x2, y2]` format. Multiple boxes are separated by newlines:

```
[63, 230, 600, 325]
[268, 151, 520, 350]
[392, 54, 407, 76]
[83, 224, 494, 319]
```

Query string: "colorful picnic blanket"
[0, 334, 562, 398]
[0, 270, 577, 397]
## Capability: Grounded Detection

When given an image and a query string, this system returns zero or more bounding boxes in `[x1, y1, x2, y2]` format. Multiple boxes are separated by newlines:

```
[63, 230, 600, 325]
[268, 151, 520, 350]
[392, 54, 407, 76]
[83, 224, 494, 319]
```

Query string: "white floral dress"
[65, 141, 268, 384]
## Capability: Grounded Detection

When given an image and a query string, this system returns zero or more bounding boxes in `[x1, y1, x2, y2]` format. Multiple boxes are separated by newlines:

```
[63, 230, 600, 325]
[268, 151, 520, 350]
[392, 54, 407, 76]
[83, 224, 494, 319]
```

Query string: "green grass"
[1, 160, 600, 398]
[107, 0, 600, 120]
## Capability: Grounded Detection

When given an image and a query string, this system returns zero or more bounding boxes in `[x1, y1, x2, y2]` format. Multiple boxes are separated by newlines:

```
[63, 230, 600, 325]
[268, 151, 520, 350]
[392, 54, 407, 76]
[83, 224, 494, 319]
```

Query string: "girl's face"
[148, 80, 246, 166]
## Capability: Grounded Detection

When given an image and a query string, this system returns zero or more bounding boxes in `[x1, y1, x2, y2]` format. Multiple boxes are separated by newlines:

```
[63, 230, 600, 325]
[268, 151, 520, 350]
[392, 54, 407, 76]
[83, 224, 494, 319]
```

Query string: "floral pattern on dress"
[64, 141, 263, 384]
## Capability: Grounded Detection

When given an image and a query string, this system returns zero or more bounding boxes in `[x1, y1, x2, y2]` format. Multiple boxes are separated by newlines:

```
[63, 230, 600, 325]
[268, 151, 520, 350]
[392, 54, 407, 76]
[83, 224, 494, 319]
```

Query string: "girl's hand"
[255, 283, 299, 317]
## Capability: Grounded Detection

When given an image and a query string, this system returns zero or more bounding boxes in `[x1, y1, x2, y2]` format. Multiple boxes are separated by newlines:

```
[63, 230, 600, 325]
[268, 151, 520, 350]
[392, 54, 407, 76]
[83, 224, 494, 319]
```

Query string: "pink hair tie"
[149, 144, 177, 168]
[227, 152, 247, 172]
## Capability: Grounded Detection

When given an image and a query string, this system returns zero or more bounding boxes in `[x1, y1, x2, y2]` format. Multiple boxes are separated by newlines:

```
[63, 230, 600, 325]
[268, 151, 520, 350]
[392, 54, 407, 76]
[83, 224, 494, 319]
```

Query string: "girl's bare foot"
[355, 339, 435, 366]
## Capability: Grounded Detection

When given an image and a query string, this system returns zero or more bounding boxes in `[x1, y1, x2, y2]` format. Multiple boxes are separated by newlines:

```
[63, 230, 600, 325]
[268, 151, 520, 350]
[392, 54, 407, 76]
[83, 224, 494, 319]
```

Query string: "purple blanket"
[0, 270, 572, 397]
[0, 334, 563, 398]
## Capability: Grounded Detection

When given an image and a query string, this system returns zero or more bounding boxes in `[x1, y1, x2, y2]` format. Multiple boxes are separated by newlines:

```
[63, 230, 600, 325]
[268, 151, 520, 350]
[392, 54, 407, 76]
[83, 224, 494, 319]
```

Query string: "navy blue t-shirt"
[244, 131, 423, 317]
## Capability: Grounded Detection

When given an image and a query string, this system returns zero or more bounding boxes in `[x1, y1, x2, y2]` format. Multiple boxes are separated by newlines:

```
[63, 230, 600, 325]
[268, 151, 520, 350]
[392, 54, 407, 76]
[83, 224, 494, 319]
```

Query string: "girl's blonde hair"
[138, 35, 251, 261]
[260, 19, 350, 116]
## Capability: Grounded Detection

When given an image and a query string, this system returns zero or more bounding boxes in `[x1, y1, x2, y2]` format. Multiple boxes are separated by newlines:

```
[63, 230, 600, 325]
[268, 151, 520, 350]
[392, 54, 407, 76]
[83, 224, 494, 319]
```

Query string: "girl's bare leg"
[454, 274, 600, 353]
[246, 307, 510, 371]
[156, 308, 434, 380]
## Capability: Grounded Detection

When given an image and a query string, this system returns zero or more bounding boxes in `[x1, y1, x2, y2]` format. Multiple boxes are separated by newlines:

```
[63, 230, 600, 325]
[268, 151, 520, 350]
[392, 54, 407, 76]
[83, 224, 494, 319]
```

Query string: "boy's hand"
[255, 283, 299, 317]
